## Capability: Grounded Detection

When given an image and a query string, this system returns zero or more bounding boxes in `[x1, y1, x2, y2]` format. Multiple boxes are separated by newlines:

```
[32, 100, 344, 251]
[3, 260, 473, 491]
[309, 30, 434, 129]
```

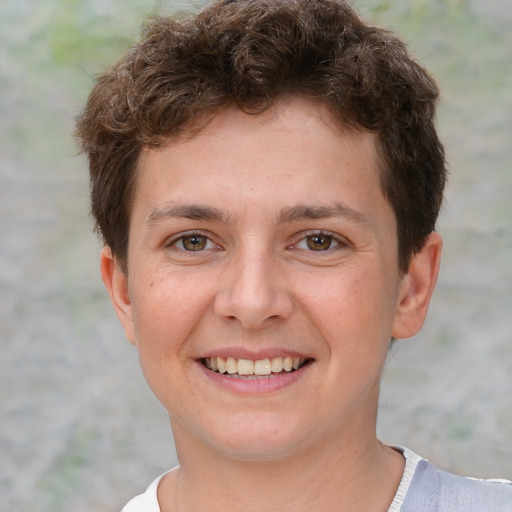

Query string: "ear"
[100, 247, 136, 345]
[392, 232, 442, 340]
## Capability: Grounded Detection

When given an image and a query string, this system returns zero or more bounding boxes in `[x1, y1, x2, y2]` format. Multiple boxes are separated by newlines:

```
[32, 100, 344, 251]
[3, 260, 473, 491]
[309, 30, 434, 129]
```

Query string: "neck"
[159, 422, 404, 512]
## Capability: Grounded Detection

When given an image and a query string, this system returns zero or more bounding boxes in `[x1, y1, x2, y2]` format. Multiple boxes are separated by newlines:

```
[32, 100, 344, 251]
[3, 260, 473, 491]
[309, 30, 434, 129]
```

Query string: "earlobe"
[100, 247, 136, 345]
[391, 232, 443, 340]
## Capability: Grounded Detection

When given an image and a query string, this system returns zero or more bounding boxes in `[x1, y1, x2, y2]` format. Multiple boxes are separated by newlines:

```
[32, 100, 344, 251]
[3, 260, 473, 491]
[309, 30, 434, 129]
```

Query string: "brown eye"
[181, 234, 208, 251]
[306, 234, 333, 251]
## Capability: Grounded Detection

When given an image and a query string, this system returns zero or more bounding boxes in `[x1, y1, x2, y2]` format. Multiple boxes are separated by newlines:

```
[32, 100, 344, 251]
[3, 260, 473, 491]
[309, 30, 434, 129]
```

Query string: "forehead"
[138, 97, 381, 194]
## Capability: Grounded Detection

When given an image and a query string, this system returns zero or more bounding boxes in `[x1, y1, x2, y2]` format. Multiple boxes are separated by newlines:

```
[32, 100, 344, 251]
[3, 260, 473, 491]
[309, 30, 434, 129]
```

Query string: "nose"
[213, 247, 293, 328]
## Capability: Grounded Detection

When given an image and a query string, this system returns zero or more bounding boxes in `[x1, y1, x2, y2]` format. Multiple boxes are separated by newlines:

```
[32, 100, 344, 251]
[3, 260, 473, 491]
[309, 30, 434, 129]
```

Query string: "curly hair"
[75, 0, 446, 274]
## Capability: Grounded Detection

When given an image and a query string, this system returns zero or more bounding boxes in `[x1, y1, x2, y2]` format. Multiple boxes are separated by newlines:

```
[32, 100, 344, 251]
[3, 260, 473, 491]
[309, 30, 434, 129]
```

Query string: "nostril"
[214, 284, 293, 327]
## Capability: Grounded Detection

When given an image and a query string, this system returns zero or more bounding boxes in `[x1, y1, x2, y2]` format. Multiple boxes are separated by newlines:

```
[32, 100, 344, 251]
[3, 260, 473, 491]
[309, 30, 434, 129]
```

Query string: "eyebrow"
[146, 202, 368, 226]
[277, 203, 368, 225]
[147, 203, 227, 224]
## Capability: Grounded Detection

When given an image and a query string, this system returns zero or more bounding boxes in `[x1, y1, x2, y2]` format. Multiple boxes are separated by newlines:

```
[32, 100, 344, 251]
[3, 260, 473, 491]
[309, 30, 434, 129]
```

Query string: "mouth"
[200, 356, 310, 379]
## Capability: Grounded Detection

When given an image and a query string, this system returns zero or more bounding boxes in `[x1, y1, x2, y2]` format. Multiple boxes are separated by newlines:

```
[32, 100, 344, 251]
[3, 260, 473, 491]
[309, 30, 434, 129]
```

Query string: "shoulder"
[121, 492, 148, 512]
[403, 456, 512, 512]
[437, 467, 512, 511]
[120, 470, 173, 512]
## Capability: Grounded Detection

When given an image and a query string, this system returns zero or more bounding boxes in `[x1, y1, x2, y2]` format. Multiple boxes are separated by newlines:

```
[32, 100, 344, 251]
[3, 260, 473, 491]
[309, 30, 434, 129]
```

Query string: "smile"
[202, 356, 309, 378]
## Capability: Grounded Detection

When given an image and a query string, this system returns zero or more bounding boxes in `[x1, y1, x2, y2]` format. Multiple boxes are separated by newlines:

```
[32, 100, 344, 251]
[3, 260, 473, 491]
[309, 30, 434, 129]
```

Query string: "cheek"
[129, 272, 216, 411]
[130, 269, 215, 355]
[297, 264, 398, 349]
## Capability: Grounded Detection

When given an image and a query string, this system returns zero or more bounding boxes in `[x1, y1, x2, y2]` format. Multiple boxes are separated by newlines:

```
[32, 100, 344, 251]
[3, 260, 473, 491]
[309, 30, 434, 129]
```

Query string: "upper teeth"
[204, 356, 304, 375]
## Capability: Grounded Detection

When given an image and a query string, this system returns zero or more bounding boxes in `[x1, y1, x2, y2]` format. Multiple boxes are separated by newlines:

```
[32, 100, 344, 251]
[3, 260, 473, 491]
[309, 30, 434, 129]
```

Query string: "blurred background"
[0, 0, 511, 510]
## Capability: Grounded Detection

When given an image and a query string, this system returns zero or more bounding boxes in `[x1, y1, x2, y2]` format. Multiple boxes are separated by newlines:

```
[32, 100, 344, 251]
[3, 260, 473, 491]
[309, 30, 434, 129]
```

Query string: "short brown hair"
[76, 0, 446, 273]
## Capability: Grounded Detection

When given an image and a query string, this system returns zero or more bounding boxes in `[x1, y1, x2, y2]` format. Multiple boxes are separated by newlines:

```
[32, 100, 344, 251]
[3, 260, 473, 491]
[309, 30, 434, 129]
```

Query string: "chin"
[202, 415, 311, 462]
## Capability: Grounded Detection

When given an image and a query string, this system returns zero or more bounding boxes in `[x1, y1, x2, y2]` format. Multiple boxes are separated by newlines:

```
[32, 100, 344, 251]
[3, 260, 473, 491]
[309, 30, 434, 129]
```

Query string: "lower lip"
[197, 361, 313, 394]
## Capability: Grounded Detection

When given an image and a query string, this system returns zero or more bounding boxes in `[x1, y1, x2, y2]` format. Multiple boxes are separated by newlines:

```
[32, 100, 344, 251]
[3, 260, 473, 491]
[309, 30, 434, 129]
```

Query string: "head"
[76, 0, 446, 276]
[76, 0, 446, 461]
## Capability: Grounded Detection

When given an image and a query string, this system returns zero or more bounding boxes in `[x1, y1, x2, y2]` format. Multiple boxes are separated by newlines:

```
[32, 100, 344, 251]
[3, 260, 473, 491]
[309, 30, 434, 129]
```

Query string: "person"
[75, 0, 512, 510]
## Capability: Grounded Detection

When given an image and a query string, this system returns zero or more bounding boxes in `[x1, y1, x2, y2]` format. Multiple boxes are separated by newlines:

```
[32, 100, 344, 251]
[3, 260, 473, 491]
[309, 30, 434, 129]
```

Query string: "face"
[103, 97, 440, 461]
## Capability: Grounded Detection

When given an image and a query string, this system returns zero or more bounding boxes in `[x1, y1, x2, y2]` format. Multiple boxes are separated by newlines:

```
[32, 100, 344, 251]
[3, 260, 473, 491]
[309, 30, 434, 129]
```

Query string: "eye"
[172, 234, 216, 251]
[294, 232, 342, 252]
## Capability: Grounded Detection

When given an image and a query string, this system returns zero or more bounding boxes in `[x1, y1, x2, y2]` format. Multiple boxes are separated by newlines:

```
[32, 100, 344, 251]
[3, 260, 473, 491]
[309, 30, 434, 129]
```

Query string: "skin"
[101, 97, 442, 511]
